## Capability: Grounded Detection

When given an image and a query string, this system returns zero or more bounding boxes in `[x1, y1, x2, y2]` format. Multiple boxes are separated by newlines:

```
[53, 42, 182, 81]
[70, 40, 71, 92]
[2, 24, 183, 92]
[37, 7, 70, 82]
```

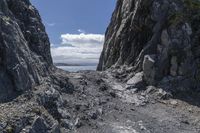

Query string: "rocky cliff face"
[0, 0, 52, 101]
[98, 0, 200, 90]
[0, 0, 200, 132]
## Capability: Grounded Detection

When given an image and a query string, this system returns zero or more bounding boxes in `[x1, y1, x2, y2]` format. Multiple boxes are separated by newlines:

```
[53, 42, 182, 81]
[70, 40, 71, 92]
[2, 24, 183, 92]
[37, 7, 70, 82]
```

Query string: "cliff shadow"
[0, 70, 21, 103]
[171, 90, 200, 107]
[0, 91, 21, 103]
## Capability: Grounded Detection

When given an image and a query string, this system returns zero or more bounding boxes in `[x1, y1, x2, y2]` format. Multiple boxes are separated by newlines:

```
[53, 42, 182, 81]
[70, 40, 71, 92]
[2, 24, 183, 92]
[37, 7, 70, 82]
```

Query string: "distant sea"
[57, 65, 97, 72]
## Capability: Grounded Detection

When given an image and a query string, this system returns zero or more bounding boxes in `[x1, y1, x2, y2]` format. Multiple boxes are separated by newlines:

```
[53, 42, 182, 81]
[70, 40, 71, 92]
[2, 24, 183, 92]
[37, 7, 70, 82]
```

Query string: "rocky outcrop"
[98, 0, 200, 90]
[0, 0, 53, 101]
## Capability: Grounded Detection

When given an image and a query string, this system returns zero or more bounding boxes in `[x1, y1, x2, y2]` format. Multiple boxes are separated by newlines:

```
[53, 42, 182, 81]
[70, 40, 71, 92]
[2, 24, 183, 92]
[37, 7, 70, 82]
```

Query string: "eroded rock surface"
[97, 0, 200, 90]
[0, 0, 53, 101]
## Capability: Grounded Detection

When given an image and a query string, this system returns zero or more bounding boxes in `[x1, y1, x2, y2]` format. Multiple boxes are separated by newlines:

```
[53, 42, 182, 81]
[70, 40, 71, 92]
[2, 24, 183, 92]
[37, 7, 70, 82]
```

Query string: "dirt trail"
[66, 71, 200, 133]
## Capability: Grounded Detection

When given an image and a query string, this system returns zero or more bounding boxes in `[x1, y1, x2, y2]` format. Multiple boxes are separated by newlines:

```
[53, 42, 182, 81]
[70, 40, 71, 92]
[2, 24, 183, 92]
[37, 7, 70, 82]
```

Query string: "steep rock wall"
[98, 0, 200, 89]
[0, 0, 53, 101]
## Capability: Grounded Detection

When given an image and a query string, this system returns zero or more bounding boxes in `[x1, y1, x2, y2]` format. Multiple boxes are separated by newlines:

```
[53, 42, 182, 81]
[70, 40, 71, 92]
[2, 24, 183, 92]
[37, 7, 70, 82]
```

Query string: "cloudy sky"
[30, 0, 116, 65]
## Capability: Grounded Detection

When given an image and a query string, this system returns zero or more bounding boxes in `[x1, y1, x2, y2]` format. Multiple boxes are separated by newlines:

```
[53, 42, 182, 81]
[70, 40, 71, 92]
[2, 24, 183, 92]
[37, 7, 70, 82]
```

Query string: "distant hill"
[54, 63, 97, 66]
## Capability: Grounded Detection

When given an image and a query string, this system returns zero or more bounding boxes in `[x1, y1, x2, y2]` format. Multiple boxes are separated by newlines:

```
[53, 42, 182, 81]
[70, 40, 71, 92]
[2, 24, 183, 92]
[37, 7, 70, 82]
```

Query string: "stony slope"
[98, 0, 200, 90]
[0, 69, 200, 133]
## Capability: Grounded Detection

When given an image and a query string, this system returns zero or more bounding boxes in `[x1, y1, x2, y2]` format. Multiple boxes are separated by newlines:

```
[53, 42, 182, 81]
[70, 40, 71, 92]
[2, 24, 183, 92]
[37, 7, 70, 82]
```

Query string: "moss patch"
[168, 12, 184, 26]
[184, 0, 200, 10]
[6, 126, 14, 133]
[168, 0, 200, 26]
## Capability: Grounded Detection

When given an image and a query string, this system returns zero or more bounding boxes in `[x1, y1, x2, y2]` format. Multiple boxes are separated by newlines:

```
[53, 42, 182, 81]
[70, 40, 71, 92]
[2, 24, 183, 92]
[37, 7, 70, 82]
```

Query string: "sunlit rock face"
[0, 0, 52, 101]
[98, 0, 200, 89]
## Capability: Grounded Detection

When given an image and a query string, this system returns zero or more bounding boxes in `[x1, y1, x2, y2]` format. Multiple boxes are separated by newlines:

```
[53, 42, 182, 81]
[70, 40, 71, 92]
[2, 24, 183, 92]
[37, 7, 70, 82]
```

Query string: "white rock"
[143, 55, 156, 84]
[127, 72, 144, 86]
[170, 100, 178, 106]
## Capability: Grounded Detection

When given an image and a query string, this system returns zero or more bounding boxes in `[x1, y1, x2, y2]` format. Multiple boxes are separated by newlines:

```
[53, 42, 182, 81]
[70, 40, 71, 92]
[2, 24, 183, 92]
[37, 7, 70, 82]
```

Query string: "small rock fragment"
[126, 72, 144, 88]
[170, 100, 178, 106]
[74, 118, 82, 128]
[60, 119, 73, 129]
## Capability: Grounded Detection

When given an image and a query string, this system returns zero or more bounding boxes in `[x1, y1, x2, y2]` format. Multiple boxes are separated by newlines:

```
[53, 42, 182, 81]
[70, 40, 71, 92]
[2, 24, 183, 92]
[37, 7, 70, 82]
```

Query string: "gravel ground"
[0, 70, 200, 133]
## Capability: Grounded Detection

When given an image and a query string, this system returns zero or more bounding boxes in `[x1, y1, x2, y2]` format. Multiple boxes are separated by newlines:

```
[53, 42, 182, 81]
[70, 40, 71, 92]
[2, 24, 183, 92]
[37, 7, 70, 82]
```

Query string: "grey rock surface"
[0, 0, 53, 101]
[97, 0, 200, 90]
[126, 72, 144, 89]
[143, 55, 156, 85]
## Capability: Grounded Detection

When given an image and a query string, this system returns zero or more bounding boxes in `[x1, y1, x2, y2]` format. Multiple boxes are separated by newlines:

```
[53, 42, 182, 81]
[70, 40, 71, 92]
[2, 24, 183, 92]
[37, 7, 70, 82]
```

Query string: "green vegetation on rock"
[168, 0, 200, 25]
[184, 0, 200, 9]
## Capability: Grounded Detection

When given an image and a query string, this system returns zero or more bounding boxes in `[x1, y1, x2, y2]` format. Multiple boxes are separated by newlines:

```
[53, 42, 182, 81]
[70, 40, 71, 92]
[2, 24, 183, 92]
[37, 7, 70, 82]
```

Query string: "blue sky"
[30, 0, 116, 65]
[30, 0, 116, 44]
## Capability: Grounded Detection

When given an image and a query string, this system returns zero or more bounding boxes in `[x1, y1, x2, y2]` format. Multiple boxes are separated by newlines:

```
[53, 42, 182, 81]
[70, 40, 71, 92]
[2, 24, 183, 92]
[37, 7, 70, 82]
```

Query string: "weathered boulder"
[126, 72, 144, 89]
[143, 55, 156, 85]
[36, 86, 64, 121]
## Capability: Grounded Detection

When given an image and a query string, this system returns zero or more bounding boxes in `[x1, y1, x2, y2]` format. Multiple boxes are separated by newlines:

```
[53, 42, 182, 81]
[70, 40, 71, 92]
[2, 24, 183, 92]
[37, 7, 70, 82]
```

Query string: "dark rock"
[98, 0, 200, 90]
[88, 111, 98, 120]
[50, 70, 74, 94]
[0, 0, 53, 101]
[99, 84, 108, 91]
[109, 91, 116, 98]
[181, 120, 190, 125]
[0, 121, 7, 130]
[96, 79, 104, 85]
[30, 117, 48, 133]
[36, 87, 64, 121]
[60, 119, 73, 129]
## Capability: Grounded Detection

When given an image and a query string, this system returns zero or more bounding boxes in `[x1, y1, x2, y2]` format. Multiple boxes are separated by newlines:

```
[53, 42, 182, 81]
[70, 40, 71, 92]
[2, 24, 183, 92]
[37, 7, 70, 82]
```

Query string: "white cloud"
[51, 33, 104, 65]
[61, 33, 104, 47]
[51, 43, 55, 47]
[46, 22, 55, 27]
[77, 29, 86, 33]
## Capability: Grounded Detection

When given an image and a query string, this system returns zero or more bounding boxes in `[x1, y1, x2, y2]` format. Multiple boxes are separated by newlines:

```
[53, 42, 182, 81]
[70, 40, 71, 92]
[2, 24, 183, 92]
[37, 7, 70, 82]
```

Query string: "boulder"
[126, 72, 144, 89]
[143, 55, 156, 85]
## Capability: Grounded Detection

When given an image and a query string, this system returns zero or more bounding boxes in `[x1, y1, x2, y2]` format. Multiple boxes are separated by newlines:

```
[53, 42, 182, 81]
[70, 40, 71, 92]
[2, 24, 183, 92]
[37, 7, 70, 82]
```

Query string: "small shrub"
[6, 126, 14, 133]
